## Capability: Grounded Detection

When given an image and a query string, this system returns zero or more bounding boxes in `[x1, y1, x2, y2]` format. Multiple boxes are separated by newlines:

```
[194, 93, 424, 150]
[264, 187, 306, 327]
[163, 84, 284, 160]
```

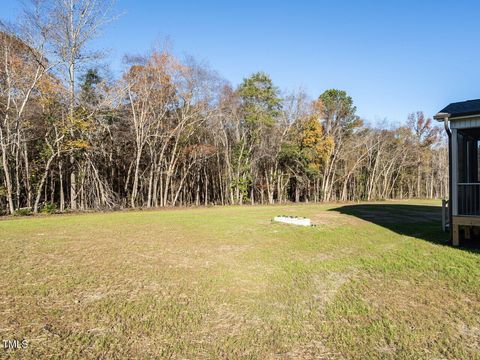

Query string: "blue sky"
[3, 0, 480, 124]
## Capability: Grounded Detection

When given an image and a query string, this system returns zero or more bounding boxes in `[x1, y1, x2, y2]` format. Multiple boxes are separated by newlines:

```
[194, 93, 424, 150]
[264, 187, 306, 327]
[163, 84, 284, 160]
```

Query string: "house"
[435, 99, 480, 246]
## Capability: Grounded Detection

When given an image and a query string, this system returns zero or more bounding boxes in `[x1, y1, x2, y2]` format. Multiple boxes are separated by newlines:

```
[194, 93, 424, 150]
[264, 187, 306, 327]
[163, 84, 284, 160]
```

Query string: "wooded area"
[0, 0, 448, 215]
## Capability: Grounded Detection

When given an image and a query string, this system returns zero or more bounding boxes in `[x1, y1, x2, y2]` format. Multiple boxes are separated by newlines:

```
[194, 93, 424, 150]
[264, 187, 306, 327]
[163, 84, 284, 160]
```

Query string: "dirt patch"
[313, 271, 356, 308]
[310, 211, 361, 226]
[275, 340, 339, 360]
[458, 322, 480, 351]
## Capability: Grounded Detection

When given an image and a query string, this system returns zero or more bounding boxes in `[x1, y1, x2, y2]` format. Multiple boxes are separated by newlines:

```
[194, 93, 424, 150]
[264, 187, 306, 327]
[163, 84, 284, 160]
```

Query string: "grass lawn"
[1, 200, 479, 359]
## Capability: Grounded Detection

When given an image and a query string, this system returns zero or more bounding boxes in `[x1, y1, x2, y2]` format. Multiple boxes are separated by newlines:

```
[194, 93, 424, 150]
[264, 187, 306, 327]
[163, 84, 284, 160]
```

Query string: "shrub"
[40, 202, 57, 214]
[14, 208, 32, 216]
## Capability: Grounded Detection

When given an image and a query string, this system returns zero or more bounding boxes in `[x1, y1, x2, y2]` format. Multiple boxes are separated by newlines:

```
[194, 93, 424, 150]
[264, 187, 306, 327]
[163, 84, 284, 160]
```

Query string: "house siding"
[450, 117, 480, 129]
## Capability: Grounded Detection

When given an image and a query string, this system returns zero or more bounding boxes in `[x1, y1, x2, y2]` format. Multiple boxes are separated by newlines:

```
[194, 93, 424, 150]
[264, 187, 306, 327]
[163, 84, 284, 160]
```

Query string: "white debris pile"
[273, 215, 311, 226]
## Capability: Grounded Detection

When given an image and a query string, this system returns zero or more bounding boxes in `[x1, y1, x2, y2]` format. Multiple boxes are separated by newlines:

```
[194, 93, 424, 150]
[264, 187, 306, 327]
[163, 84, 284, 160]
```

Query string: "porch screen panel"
[457, 130, 480, 215]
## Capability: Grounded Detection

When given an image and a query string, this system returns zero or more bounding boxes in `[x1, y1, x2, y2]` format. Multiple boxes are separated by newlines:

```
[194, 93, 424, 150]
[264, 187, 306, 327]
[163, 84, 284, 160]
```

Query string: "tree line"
[0, 0, 448, 215]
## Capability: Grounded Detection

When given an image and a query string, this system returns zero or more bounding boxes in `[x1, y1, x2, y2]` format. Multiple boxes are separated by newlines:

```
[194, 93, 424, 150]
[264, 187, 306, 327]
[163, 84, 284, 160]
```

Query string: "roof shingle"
[438, 99, 480, 119]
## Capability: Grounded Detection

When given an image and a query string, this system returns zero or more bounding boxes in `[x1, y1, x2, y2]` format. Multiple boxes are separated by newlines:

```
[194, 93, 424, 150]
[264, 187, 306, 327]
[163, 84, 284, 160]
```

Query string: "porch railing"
[458, 183, 480, 216]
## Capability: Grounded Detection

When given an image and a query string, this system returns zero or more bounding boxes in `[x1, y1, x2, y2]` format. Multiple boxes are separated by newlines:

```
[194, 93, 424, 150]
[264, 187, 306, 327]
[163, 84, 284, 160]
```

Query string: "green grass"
[1, 200, 479, 359]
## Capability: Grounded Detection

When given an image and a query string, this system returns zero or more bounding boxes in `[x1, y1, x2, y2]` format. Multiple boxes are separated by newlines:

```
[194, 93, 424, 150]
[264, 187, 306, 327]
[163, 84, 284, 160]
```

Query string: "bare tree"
[0, 7, 58, 214]
[46, 0, 116, 210]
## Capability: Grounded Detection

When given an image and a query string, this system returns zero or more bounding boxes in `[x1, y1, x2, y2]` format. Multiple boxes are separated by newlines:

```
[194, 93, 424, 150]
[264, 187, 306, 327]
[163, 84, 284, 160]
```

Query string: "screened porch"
[456, 127, 480, 216]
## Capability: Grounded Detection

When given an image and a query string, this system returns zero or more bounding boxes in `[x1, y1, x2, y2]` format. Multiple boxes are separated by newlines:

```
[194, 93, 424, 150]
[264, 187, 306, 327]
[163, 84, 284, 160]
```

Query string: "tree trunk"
[59, 161, 65, 211]
[1, 132, 14, 214]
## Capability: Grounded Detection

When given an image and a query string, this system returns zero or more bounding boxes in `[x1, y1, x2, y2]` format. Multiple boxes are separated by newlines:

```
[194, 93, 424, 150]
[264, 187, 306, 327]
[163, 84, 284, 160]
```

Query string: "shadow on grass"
[332, 203, 480, 252]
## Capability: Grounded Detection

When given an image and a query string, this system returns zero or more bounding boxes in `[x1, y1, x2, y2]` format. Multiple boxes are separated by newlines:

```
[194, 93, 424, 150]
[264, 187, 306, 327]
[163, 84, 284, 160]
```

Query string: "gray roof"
[437, 99, 480, 119]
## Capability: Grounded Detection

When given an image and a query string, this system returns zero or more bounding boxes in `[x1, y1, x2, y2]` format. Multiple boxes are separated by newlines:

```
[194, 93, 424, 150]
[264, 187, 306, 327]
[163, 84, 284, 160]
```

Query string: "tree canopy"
[0, 3, 447, 214]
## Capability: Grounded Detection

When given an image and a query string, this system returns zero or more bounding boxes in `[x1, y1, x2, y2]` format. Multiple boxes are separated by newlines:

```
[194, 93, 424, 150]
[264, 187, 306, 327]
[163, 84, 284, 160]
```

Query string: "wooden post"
[442, 199, 446, 231]
[452, 221, 460, 246]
